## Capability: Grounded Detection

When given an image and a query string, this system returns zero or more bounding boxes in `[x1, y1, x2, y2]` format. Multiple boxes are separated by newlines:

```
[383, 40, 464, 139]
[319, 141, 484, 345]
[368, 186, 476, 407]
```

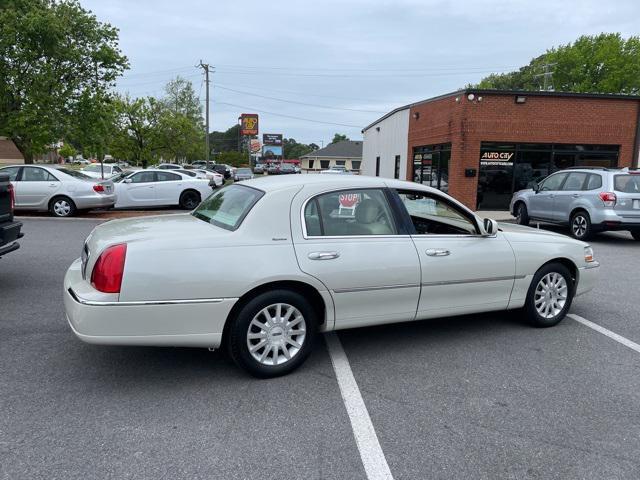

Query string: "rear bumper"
[74, 193, 116, 210]
[576, 261, 599, 297]
[0, 220, 22, 256]
[63, 258, 237, 347]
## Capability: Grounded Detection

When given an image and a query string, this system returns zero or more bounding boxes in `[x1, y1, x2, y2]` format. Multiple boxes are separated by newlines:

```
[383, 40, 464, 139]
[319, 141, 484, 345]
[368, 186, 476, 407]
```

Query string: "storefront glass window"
[412, 143, 451, 193]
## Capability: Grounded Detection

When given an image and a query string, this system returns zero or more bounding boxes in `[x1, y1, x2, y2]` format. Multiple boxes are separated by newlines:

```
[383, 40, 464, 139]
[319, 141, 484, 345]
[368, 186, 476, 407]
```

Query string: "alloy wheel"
[246, 303, 307, 366]
[572, 215, 587, 238]
[534, 272, 568, 319]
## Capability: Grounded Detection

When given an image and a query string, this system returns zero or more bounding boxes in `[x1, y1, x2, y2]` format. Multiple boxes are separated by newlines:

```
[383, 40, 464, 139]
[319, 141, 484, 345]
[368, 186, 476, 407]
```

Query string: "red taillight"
[8, 182, 15, 211]
[91, 244, 127, 293]
[93, 184, 105, 193]
[598, 191, 616, 207]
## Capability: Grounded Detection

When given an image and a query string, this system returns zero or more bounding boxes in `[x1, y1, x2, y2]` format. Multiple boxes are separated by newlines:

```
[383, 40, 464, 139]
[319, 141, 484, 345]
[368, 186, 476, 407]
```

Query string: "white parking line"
[568, 314, 640, 354]
[325, 332, 394, 480]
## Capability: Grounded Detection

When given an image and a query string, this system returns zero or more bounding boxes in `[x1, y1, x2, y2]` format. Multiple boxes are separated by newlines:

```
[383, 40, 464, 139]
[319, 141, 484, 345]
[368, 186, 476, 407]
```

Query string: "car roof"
[240, 173, 437, 193]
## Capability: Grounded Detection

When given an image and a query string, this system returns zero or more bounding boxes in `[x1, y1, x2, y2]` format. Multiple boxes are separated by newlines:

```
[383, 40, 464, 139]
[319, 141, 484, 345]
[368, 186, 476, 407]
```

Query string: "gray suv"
[510, 167, 640, 240]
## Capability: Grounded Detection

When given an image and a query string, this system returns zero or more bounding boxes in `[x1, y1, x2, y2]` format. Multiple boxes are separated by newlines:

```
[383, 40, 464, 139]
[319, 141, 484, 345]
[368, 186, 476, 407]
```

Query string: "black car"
[0, 172, 23, 258]
[212, 164, 231, 179]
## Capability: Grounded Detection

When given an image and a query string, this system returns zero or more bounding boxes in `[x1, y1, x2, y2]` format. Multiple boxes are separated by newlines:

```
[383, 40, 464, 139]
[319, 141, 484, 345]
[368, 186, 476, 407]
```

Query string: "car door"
[154, 171, 183, 205]
[17, 167, 61, 208]
[394, 189, 516, 319]
[292, 186, 421, 329]
[117, 171, 157, 207]
[528, 172, 568, 220]
[552, 172, 588, 222]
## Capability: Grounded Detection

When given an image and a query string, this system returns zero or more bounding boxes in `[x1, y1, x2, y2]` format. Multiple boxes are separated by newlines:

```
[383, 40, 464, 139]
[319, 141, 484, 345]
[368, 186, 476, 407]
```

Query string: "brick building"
[362, 90, 640, 210]
[0, 137, 24, 165]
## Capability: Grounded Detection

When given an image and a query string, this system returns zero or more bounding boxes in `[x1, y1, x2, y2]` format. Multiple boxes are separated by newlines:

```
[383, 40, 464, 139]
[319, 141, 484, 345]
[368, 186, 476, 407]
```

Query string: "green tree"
[58, 143, 76, 159]
[476, 33, 640, 94]
[0, 0, 128, 163]
[330, 133, 349, 144]
[216, 151, 246, 167]
[283, 138, 316, 159]
[209, 124, 241, 154]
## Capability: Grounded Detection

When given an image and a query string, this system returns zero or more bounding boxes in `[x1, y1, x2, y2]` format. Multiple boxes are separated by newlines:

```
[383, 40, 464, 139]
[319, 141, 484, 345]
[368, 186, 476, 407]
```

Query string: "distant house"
[0, 137, 24, 165]
[300, 140, 363, 173]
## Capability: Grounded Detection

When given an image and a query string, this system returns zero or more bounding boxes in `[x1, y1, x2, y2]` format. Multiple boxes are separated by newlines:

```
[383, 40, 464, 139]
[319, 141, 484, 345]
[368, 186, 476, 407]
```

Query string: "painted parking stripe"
[568, 314, 640, 354]
[325, 332, 394, 480]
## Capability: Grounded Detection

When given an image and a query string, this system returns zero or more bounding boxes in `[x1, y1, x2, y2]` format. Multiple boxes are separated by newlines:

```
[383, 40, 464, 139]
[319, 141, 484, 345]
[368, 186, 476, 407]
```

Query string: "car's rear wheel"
[630, 230, 640, 241]
[570, 211, 592, 240]
[515, 202, 529, 226]
[524, 262, 573, 327]
[228, 290, 317, 378]
[49, 196, 76, 217]
[179, 190, 200, 210]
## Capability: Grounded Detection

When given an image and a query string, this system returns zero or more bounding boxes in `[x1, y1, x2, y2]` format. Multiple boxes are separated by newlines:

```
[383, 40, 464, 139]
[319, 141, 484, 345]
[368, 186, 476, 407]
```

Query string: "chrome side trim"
[422, 275, 525, 287]
[332, 283, 420, 294]
[68, 288, 230, 306]
[579, 261, 600, 270]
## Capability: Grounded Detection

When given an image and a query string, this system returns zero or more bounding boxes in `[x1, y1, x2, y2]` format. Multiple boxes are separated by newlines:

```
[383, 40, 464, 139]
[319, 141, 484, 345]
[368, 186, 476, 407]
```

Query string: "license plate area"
[633, 199, 640, 209]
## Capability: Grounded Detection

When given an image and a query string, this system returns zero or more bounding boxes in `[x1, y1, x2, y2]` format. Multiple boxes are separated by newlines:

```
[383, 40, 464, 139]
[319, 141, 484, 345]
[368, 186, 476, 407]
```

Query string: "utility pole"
[198, 60, 211, 162]
[534, 63, 557, 91]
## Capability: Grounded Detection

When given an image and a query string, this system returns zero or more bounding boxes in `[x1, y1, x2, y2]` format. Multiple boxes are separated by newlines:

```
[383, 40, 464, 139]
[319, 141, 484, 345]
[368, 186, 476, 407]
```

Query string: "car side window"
[22, 167, 56, 182]
[539, 173, 567, 191]
[585, 174, 602, 190]
[130, 172, 156, 183]
[397, 191, 478, 235]
[0, 167, 20, 181]
[156, 171, 181, 182]
[561, 172, 587, 191]
[304, 189, 396, 236]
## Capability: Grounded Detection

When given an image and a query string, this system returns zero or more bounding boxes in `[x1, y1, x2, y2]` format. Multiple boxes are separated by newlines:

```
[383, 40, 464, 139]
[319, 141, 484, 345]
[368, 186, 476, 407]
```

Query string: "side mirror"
[124, 178, 132, 184]
[533, 183, 540, 193]
[482, 218, 498, 236]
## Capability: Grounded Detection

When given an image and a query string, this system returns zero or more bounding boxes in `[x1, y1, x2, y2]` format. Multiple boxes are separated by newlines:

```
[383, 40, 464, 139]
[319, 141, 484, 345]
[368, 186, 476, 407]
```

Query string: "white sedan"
[81, 164, 124, 179]
[113, 169, 213, 209]
[64, 175, 598, 377]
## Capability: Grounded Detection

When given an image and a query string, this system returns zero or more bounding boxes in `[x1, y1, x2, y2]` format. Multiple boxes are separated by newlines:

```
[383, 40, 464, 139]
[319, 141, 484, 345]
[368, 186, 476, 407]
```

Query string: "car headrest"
[355, 199, 380, 224]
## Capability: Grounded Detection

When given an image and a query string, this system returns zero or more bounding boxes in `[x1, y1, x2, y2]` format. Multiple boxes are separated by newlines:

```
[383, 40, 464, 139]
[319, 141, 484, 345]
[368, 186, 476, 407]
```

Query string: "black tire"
[630, 230, 640, 241]
[515, 202, 529, 226]
[570, 211, 592, 240]
[179, 190, 200, 210]
[49, 196, 77, 217]
[227, 289, 318, 378]
[524, 262, 574, 328]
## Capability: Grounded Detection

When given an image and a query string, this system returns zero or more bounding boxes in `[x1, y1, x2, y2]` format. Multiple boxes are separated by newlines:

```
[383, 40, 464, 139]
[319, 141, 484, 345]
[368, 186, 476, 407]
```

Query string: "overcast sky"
[84, 0, 639, 146]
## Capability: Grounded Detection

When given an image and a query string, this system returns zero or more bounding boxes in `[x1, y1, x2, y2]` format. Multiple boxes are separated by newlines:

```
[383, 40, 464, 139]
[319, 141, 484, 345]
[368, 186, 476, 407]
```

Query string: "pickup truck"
[0, 172, 23, 258]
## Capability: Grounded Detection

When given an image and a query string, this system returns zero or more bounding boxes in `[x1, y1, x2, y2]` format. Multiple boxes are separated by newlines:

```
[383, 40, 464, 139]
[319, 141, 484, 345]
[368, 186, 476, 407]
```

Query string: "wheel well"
[48, 195, 75, 209]
[513, 200, 525, 214]
[181, 188, 200, 199]
[569, 207, 589, 220]
[221, 280, 327, 346]
[542, 257, 578, 288]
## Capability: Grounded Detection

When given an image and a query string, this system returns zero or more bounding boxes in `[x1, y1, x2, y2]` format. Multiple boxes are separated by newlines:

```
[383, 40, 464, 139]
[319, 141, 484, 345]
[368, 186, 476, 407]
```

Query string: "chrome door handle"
[572, 193, 580, 198]
[426, 248, 450, 257]
[308, 251, 340, 260]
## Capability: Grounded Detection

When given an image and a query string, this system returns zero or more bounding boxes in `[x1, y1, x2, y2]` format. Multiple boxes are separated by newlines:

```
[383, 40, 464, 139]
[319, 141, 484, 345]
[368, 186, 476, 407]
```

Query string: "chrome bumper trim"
[68, 288, 231, 306]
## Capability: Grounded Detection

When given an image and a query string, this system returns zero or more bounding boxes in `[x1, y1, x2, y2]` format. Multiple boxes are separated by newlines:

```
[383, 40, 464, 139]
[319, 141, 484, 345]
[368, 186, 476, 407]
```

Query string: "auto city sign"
[480, 151, 514, 166]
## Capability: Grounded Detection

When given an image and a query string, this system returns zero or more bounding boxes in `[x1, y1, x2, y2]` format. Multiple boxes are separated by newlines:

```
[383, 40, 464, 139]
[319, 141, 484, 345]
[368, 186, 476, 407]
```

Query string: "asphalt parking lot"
[1, 218, 639, 480]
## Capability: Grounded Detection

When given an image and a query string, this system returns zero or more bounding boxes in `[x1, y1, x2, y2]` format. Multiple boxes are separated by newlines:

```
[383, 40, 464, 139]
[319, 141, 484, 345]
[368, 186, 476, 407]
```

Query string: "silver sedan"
[0, 165, 115, 217]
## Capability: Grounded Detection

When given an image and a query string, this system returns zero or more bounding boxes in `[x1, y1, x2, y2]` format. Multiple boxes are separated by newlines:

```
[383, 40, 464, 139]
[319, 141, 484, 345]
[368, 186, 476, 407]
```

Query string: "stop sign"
[339, 193, 360, 208]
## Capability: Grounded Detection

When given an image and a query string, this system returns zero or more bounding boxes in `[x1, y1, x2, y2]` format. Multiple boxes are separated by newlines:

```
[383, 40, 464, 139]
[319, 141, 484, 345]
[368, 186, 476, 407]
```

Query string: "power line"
[214, 67, 519, 79]
[215, 85, 386, 114]
[214, 63, 521, 73]
[117, 73, 200, 87]
[118, 65, 195, 79]
[214, 101, 362, 128]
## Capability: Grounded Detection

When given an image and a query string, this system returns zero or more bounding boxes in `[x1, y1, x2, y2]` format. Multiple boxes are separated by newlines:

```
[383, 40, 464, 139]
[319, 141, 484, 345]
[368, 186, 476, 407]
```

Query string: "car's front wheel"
[179, 190, 200, 210]
[515, 202, 529, 226]
[228, 290, 317, 378]
[524, 262, 573, 327]
[570, 211, 592, 240]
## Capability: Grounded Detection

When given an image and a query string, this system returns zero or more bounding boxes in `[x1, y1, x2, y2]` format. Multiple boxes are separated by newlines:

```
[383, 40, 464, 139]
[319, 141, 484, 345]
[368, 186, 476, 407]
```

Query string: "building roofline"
[362, 88, 640, 133]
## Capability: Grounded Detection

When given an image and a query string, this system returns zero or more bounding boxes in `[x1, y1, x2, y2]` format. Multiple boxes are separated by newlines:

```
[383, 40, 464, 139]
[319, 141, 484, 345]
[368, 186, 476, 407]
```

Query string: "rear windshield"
[192, 184, 264, 231]
[56, 168, 92, 179]
[614, 174, 640, 193]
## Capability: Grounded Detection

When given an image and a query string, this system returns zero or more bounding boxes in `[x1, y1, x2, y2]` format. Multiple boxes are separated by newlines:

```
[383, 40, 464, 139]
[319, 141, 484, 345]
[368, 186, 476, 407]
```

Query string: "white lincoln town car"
[64, 175, 599, 377]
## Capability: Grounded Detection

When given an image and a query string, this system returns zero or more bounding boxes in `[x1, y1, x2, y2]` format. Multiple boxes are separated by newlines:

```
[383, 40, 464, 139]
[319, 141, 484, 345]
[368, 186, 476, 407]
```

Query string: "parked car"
[234, 168, 254, 182]
[0, 172, 23, 258]
[73, 158, 90, 165]
[280, 163, 297, 174]
[510, 167, 640, 240]
[64, 174, 598, 378]
[192, 160, 217, 170]
[112, 169, 213, 210]
[81, 163, 124, 179]
[266, 163, 280, 175]
[212, 164, 232, 179]
[194, 169, 224, 187]
[156, 163, 181, 170]
[176, 168, 207, 180]
[0, 165, 115, 217]
[320, 166, 351, 175]
[253, 163, 265, 174]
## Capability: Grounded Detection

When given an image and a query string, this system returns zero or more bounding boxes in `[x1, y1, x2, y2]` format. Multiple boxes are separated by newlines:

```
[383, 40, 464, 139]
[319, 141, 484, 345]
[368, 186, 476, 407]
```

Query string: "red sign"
[239, 114, 259, 136]
[339, 193, 361, 208]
